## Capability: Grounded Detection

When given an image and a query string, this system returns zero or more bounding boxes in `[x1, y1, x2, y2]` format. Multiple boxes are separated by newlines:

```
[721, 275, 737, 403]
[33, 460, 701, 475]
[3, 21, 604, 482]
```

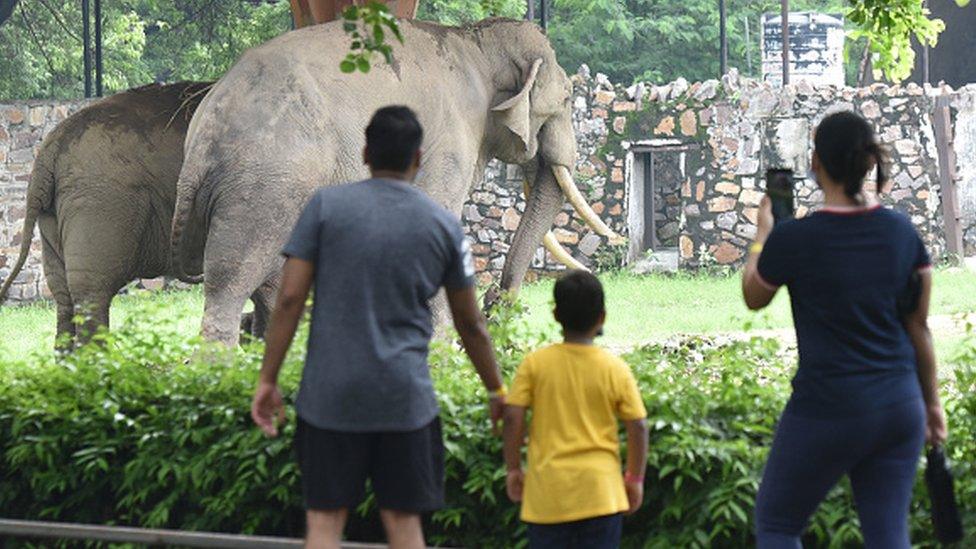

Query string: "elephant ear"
[492, 58, 544, 154]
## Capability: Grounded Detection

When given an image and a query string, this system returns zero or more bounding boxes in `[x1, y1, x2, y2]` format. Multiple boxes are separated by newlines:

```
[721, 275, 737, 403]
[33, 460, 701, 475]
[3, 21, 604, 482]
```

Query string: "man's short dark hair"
[365, 106, 423, 172]
[554, 270, 605, 333]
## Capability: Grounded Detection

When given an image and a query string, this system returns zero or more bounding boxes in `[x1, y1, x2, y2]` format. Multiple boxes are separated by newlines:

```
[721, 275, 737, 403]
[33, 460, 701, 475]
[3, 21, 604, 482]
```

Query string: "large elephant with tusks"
[171, 18, 620, 346]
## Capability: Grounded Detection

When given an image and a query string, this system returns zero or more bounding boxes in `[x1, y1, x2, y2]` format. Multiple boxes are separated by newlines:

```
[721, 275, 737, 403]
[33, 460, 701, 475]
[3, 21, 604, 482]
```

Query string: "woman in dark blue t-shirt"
[742, 111, 948, 548]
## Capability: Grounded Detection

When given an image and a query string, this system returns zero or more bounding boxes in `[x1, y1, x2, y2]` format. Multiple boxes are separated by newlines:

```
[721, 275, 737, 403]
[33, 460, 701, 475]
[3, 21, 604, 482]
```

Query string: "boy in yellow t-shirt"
[503, 270, 649, 548]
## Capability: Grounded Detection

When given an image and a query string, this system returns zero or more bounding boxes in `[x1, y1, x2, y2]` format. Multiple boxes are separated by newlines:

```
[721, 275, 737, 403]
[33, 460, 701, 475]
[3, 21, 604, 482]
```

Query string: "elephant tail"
[0, 161, 51, 304]
[170, 161, 205, 284]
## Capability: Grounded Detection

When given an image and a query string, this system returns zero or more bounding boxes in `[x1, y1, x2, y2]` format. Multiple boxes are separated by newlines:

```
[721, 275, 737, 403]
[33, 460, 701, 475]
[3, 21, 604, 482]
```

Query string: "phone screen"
[765, 169, 795, 224]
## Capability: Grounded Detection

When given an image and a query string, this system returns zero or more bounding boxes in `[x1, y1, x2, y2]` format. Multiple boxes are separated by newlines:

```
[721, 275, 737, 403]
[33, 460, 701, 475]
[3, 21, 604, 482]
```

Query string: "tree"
[0, 1, 290, 100]
[0, 0, 963, 100]
[547, 0, 847, 85]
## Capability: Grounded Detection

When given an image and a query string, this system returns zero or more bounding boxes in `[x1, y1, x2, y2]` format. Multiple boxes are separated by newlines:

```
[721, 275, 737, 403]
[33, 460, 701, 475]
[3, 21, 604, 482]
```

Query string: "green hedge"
[0, 298, 973, 547]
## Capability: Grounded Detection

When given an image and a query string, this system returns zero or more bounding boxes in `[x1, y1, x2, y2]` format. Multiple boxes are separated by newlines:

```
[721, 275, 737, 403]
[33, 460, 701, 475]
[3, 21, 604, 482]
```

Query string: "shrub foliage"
[0, 297, 973, 547]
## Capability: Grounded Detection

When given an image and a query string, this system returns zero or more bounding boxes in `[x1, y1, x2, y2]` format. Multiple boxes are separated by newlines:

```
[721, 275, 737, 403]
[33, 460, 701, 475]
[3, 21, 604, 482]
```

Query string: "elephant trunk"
[500, 160, 568, 292]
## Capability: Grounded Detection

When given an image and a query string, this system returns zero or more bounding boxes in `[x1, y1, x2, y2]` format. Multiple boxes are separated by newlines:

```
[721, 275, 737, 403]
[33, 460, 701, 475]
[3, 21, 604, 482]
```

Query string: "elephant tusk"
[522, 180, 589, 271]
[544, 232, 589, 271]
[551, 164, 625, 245]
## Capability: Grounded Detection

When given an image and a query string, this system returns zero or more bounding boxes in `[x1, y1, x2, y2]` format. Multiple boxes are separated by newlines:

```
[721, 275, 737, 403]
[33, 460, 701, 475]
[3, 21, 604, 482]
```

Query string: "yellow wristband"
[749, 242, 764, 255]
[489, 386, 507, 399]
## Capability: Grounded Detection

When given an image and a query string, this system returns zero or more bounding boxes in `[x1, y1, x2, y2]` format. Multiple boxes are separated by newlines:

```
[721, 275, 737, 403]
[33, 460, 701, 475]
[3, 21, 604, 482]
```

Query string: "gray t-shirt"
[282, 178, 474, 432]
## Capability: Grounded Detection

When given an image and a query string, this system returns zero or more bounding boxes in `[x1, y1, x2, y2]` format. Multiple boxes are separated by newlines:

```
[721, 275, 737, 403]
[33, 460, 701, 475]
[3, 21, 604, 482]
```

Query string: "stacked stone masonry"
[0, 100, 90, 302]
[2, 73, 976, 301]
[466, 68, 976, 282]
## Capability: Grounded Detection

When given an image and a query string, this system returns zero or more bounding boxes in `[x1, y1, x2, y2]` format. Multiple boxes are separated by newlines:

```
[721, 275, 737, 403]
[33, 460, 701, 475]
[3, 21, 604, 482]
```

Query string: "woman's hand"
[926, 402, 948, 445]
[757, 195, 775, 243]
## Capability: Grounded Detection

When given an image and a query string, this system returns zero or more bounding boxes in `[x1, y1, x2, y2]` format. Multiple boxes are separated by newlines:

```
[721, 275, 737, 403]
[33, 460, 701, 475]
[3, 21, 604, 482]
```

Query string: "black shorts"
[294, 416, 445, 513]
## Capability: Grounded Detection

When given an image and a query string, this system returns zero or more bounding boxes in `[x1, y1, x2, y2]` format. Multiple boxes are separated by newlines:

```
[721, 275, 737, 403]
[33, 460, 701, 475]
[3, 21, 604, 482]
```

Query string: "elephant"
[0, 82, 270, 348]
[170, 18, 621, 346]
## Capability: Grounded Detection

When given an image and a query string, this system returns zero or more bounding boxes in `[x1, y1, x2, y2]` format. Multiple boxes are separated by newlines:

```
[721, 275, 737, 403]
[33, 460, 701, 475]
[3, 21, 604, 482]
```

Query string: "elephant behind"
[0, 82, 232, 347]
[171, 18, 619, 346]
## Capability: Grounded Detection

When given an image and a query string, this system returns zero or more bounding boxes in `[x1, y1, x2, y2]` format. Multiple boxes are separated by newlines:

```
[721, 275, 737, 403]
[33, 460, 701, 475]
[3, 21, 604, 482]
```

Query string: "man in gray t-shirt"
[251, 106, 505, 548]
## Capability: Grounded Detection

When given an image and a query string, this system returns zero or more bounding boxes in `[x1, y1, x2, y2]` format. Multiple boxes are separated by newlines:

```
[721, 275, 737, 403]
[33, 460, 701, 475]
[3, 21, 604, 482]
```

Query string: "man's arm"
[903, 270, 947, 445]
[502, 404, 527, 502]
[445, 286, 505, 429]
[251, 257, 315, 437]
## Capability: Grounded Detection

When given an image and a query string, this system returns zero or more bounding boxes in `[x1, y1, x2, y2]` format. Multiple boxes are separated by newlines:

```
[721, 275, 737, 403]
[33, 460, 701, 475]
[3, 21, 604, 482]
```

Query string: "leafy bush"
[0, 297, 973, 547]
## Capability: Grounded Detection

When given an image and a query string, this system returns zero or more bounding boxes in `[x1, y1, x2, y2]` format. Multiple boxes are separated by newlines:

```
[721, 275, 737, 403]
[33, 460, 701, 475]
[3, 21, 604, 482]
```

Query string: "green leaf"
[340, 59, 357, 73]
[357, 57, 372, 73]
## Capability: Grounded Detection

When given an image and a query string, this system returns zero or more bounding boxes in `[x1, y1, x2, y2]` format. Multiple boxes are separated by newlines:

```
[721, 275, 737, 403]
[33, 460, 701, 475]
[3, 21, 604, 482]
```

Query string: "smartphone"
[765, 168, 795, 224]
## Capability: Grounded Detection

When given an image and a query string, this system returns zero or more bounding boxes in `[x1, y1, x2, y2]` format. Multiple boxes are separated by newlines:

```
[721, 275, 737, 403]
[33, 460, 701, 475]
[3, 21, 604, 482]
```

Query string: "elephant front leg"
[248, 276, 281, 340]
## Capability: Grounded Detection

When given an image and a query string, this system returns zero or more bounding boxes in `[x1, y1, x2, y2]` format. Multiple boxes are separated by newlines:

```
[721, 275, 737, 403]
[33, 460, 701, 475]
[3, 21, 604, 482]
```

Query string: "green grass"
[0, 288, 206, 362]
[520, 272, 792, 347]
[2, 269, 975, 368]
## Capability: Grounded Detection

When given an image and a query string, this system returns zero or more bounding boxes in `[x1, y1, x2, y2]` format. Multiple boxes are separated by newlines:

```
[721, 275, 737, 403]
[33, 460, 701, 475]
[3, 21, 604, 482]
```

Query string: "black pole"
[921, 0, 930, 84]
[719, 0, 728, 77]
[781, 0, 790, 85]
[82, 0, 91, 98]
[539, 0, 547, 31]
[94, 0, 102, 97]
[744, 15, 752, 75]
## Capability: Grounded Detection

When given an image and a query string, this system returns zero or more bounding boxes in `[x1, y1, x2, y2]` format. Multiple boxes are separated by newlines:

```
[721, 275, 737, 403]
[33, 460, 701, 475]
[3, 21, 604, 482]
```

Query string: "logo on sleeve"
[461, 238, 475, 278]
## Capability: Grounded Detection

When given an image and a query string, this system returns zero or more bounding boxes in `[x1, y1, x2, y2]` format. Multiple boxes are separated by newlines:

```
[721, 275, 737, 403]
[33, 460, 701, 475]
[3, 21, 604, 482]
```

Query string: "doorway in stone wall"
[627, 145, 691, 271]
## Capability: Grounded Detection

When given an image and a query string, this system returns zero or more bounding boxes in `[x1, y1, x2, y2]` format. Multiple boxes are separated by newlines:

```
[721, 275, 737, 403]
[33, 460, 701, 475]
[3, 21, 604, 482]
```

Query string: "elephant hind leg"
[70, 291, 114, 347]
[38, 213, 75, 350]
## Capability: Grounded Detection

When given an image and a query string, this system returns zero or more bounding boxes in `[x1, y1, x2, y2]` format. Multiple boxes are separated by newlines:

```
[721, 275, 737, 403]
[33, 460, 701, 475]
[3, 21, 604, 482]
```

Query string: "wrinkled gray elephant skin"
[172, 18, 587, 346]
[0, 82, 273, 348]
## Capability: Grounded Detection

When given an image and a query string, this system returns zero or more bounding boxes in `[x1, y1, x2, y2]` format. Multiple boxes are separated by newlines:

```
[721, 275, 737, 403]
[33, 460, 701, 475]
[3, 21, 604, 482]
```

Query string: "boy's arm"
[624, 418, 648, 479]
[503, 404, 527, 502]
[623, 417, 648, 515]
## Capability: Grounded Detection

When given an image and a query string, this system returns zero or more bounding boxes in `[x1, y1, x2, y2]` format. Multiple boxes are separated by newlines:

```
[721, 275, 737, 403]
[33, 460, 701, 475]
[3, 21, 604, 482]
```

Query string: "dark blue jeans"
[755, 398, 926, 548]
[527, 513, 623, 549]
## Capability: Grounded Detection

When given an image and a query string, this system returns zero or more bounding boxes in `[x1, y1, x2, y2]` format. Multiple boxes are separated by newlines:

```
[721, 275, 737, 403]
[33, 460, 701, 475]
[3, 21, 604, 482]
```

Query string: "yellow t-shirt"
[507, 342, 647, 524]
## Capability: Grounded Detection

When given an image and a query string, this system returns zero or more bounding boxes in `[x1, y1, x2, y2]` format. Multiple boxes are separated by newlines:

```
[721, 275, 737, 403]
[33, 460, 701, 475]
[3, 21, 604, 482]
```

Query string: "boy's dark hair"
[554, 270, 605, 333]
[814, 110, 887, 200]
[365, 106, 423, 172]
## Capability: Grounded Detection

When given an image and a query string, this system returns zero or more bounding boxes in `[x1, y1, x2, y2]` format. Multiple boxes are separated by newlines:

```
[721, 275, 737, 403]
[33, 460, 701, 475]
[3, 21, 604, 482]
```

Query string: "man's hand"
[251, 381, 285, 437]
[506, 468, 524, 502]
[926, 402, 948, 445]
[624, 478, 644, 515]
[489, 395, 505, 435]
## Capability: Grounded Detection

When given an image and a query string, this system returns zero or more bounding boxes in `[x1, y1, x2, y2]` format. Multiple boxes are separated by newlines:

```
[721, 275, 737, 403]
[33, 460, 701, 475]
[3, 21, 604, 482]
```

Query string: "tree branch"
[19, 4, 61, 82]
[36, 0, 82, 42]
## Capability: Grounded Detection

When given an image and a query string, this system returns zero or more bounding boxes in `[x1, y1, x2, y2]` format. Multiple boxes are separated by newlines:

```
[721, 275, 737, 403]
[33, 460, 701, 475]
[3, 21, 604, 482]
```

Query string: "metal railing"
[0, 519, 392, 548]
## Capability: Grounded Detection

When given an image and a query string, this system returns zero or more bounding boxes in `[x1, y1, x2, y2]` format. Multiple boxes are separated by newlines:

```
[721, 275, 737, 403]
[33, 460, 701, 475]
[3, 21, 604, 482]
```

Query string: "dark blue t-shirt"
[757, 205, 931, 418]
[282, 178, 475, 432]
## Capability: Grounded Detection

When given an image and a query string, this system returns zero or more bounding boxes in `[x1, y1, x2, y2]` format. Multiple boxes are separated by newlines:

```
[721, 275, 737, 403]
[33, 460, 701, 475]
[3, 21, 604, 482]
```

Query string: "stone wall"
[2, 76, 974, 302]
[466, 69, 976, 281]
[0, 100, 90, 302]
